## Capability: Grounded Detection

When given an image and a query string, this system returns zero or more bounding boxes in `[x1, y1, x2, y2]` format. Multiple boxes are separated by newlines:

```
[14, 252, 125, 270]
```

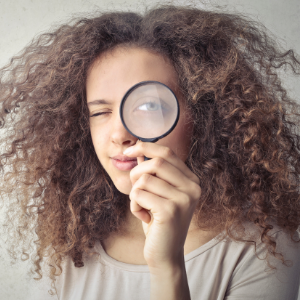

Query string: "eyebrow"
[87, 99, 112, 106]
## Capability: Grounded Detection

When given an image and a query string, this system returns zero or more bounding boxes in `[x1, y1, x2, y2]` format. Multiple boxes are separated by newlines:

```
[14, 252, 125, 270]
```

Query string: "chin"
[112, 177, 132, 195]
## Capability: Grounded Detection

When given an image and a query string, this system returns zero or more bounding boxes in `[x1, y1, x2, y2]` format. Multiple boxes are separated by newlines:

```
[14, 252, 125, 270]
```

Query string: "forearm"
[149, 257, 191, 300]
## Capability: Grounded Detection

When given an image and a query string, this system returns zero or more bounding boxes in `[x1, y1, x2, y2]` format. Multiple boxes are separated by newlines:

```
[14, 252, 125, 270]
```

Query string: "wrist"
[149, 258, 191, 300]
[150, 266, 182, 282]
[147, 248, 185, 272]
[148, 254, 185, 277]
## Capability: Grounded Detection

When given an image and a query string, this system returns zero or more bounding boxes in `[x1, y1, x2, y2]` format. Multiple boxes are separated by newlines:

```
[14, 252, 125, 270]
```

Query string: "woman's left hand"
[123, 141, 201, 270]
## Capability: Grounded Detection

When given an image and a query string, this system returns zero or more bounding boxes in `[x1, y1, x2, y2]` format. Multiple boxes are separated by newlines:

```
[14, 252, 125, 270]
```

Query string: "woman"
[0, 4, 300, 300]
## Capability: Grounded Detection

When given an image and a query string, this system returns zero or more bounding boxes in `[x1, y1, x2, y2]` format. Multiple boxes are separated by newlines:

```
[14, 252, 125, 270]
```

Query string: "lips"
[111, 155, 138, 171]
[111, 155, 137, 162]
[111, 158, 138, 171]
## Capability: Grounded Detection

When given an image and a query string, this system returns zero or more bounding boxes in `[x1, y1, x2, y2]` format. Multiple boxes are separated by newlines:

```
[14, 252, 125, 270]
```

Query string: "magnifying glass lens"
[122, 82, 179, 140]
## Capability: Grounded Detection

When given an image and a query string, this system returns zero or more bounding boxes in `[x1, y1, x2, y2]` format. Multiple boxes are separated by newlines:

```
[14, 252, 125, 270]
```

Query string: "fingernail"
[123, 147, 133, 155]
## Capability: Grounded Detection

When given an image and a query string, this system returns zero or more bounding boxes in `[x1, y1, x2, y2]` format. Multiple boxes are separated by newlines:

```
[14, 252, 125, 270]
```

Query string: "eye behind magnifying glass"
[133, 97, 171, 115]
[120, 80, 180, 152]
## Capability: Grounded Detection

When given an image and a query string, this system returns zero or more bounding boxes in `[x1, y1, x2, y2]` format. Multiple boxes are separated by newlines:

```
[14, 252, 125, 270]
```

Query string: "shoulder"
[54, 250, 105, 299]
[224, 223, 300, 300]
[230, 221, 300, 271]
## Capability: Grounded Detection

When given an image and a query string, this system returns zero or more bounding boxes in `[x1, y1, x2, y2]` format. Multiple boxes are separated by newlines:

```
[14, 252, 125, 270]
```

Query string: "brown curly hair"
[1, 3, 300, 296]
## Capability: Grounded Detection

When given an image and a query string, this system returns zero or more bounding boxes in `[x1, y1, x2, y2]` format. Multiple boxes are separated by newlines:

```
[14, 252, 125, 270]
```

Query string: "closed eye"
[90, 112, 111, 117]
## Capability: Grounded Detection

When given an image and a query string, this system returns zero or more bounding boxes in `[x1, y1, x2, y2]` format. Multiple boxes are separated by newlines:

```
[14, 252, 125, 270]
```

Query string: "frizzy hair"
[1, 3, 300, 295]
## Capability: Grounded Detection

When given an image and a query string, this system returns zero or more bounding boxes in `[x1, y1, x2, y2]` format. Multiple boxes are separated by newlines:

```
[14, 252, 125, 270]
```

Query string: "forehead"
[86, 46, 181, 103]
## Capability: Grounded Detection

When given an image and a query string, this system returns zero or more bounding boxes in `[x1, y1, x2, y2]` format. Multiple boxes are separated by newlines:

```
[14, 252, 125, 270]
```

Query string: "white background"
[0, 0, 299, 299]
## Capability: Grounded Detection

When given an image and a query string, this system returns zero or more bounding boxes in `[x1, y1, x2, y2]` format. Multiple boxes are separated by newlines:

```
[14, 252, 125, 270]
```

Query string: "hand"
[123, 141, 201, 270]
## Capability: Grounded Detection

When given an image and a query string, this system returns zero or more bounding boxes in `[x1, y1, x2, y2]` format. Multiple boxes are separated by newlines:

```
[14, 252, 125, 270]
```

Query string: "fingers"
[124, 141, 200, 185]
[130, 156, 193, 192]
[130, 171, 200, 215]
[131, 173, 184, 200]
[130, 187, 179, 223]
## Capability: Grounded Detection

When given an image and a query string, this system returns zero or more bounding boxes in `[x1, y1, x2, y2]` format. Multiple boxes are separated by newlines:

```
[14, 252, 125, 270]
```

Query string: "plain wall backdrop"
[0, 0, 299, 299]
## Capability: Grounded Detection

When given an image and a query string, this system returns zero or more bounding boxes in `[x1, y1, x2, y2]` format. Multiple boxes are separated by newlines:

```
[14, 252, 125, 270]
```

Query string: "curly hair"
[1, 3, 300, 296]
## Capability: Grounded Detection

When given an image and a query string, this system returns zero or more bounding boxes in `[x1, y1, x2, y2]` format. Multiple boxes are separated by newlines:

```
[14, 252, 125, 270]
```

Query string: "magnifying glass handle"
[138, 138, 158, 162]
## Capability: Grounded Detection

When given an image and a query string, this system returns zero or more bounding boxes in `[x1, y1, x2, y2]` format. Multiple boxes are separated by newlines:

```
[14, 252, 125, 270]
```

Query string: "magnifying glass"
[120, 81, 180, 161]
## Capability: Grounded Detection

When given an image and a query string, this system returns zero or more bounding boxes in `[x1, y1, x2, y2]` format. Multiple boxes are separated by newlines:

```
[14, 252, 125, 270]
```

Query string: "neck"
[122, 196, 146, 239]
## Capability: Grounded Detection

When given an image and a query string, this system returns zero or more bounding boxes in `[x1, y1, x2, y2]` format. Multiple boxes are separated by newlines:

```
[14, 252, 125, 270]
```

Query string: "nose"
[110, 110, 137, 146]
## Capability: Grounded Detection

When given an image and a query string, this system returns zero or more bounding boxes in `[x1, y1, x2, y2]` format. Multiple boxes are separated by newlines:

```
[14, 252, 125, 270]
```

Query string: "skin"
[86, 46, 216, 269]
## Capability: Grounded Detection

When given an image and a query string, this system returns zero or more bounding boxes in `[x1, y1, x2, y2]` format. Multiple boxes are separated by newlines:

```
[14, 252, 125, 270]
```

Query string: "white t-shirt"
[55, 226, 300, 300]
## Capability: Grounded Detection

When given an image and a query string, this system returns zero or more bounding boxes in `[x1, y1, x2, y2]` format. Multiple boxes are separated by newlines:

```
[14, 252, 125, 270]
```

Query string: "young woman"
[1, 4, 300, 300]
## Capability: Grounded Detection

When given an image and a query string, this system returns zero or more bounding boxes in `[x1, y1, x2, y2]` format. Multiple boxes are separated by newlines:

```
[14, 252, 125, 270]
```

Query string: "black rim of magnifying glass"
[119, 80, 180, 143]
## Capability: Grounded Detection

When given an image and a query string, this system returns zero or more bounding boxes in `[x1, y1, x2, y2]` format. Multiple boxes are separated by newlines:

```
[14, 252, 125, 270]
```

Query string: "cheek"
[174, 123, 193, 159]
[90, 126, 108, 161]
[160, 113, 194, 161]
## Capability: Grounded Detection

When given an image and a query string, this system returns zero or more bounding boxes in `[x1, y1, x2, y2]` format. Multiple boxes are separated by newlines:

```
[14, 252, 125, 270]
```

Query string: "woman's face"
[86, 46, 194, 195]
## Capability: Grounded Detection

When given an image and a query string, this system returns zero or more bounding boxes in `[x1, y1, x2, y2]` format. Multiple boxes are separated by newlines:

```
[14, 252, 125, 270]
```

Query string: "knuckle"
[179, 192, 192, 209]
[153, 157, 165, 168]
[141, 173, 151, 185]
[164, 202, 179, 220]
[130, 188, 140, 199]
[192, 182, 202, 200]
[163, 147, 174, 159]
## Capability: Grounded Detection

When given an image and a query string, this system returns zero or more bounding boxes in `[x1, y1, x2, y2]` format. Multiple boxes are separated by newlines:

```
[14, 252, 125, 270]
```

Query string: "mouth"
[111, 158, 138, 171]
[111, 154, 137, 161]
